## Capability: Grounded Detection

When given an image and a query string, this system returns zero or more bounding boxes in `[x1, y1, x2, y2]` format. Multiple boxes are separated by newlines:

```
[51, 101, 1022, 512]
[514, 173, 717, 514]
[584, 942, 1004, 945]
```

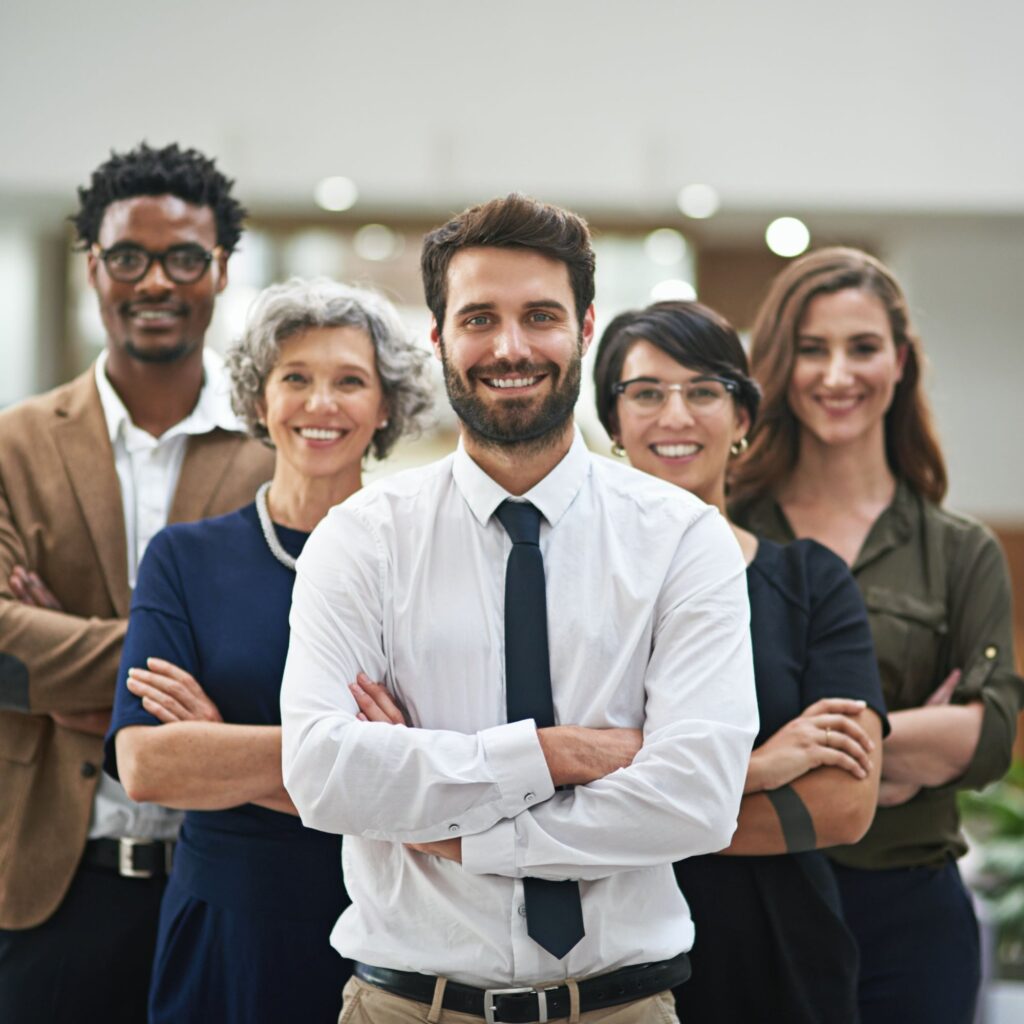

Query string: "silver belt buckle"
[117, 837, 154, 878]
[483, 986, 548, 1024]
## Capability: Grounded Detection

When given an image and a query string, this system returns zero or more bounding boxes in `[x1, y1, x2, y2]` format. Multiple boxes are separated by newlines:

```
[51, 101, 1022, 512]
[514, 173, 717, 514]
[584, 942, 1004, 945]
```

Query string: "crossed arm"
[113, 660, 297, 815]
[724, 699, 883, 854]
[3, 565, 119, 734]
[280, 506, 758, 879]
[875, 528, 1020, 805]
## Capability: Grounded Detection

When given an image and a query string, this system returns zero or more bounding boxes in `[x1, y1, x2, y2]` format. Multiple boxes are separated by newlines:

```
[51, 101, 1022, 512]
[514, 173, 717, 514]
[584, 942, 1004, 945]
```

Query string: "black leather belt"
[82, 838, 174, 879]
[355, 953, 690, 1023]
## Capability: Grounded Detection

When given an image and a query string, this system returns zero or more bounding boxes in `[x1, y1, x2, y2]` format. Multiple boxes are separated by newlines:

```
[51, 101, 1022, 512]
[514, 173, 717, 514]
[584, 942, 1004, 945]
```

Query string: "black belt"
[82, 838, 174, 879]
[355, 954, 690, 1023]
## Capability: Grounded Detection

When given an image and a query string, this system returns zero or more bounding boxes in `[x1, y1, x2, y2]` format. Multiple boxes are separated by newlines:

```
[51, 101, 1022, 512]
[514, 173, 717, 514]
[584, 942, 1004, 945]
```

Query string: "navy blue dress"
[674, 539, 889, 1024]
[104, 504, 351, 1024]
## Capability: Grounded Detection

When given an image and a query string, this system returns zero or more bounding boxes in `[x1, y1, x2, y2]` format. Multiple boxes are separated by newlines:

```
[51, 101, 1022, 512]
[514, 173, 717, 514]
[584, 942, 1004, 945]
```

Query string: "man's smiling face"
[431, 246, 594, 451]
[88, 194, 227, 368]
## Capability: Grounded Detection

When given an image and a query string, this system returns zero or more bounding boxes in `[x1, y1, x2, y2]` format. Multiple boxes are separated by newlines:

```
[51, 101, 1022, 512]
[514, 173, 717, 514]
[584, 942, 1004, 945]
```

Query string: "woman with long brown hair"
[732, 247, 1023, 1023]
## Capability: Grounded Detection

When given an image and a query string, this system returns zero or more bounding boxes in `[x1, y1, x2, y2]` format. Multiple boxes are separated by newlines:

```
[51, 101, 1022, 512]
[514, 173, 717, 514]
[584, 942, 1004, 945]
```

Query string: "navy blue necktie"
[495, 499, 585, 960]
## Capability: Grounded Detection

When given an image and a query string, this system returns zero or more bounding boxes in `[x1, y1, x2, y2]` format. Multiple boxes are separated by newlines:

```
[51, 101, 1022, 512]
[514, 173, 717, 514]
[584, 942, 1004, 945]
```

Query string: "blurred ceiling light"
[650, 279, 697, 302]
[314, 176, 359, 212]
[676, 184, 720, 220]
[765, 217, 810, 257]
[644, 228, 687, 266]
[354, 223, 404, 262]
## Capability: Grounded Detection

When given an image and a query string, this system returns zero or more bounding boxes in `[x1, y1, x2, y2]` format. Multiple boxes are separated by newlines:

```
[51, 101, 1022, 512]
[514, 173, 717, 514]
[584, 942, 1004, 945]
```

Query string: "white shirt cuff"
[462, 816, 518, 876]
[479, 719, 554, 818]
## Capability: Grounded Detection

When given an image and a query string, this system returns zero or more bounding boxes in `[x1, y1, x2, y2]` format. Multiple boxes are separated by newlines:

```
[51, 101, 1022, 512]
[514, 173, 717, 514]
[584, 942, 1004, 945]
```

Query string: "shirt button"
[985, 645, 998, 659]
[80, 761, 98, 779]
[518, 904, 527, 917]
[448, 824, 460, 834]
[524, 792, 535, 803]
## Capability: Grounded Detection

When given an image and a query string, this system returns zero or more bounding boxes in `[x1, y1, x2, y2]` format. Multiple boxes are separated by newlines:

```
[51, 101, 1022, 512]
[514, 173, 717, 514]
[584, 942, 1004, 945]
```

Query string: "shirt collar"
[451, 426, 591, 529]
[94, 347, 241, 447]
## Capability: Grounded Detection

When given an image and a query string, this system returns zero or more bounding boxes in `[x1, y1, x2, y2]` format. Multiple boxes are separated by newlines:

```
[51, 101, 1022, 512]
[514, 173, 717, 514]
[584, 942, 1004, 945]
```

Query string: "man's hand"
[745, 698, 874, 794]
[9, 567, 63, 610]
[405, 838, 462, 862]
[51, 710, 112, 737]
[349, 674, 409, 725]
[349, 677, 640, 788]
[537, 725, 643, 787]
[126, 658, 223, 723]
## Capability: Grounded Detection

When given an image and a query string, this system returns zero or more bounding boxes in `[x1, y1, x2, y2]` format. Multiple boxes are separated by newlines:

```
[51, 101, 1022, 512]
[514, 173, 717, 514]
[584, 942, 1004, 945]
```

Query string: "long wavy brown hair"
[730, 247, 947, 510]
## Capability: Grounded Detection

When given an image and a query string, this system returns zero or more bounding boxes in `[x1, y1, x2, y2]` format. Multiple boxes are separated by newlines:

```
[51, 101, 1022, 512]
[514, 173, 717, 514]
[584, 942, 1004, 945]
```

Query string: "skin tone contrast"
[611, 335, 883, 854]
[777, 287, 982, 807]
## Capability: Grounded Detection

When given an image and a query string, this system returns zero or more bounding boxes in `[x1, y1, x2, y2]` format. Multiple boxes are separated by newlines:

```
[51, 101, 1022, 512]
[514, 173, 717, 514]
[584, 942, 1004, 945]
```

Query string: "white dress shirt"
[281, 428, 758, 987]
[89, 348, 241, 841]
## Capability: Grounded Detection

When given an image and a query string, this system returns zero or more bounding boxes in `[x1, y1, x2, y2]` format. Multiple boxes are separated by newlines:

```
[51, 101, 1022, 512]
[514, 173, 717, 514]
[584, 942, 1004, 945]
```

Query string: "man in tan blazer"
[0, 143, 274, 1023]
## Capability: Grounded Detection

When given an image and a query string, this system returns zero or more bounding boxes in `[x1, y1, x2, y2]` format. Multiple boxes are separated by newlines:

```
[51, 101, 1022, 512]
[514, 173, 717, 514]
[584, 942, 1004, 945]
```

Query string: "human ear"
[429, 319, 444, 361]
[214, 250, 229, 294]
[895, 342, 909, 381]
[580, 304, 596, 355]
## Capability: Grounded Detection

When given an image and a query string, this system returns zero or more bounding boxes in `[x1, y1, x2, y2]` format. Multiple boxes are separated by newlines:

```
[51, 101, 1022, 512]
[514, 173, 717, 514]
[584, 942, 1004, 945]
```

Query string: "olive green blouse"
[735, 480, 1024, 870]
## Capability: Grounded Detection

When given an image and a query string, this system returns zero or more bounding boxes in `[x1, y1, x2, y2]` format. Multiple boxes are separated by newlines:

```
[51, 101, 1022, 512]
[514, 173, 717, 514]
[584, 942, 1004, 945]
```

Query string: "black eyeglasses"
[91, 242, 221, 284]
[612, 375, 738, 414]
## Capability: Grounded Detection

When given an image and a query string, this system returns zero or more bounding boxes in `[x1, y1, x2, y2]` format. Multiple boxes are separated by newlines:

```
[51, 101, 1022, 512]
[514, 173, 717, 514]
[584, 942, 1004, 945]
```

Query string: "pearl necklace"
[255, 482, 297, 571]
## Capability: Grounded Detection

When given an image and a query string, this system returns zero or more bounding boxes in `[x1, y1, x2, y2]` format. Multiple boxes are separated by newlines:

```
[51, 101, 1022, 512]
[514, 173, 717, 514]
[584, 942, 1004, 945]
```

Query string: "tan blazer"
[0, 368, 275, 929]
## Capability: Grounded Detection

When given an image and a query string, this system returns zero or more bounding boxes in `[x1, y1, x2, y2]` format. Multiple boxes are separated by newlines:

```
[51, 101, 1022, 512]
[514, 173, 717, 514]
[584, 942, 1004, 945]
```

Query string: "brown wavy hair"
[730, 247, 947, 510]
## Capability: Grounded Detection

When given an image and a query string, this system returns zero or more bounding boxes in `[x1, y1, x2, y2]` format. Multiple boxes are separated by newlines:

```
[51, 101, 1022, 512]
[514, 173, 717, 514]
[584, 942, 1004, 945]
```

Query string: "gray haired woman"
[104, 278, 432, 1024]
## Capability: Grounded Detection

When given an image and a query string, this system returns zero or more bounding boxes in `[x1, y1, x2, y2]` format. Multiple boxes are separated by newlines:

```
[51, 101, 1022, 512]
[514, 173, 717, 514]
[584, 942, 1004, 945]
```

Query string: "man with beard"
[280, 194, 758, 1023]
[0, 143, 272, 1023]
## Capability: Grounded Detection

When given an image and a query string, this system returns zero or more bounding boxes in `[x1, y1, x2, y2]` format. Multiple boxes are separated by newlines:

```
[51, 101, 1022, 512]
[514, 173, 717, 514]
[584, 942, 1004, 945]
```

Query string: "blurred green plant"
[961, 759, 1024, 979]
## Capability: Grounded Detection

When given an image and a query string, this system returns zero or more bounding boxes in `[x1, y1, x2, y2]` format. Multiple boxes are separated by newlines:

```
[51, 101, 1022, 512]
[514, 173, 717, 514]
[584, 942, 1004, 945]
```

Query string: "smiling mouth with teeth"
[482, 375, 544, 390]
[817, 396, 862, 411]
[651, 443, 701, 458]
[298, 427, 345, 440]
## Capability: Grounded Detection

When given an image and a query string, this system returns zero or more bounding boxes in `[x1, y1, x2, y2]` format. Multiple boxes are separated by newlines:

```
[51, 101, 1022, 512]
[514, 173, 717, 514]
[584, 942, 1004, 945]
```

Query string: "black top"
[675, 538, 888, 1024]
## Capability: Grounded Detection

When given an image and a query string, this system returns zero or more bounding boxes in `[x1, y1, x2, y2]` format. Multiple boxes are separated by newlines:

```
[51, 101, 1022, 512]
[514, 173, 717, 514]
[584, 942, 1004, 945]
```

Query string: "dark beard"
[440, 338, 583, 456]
[123, 337, 197, 364]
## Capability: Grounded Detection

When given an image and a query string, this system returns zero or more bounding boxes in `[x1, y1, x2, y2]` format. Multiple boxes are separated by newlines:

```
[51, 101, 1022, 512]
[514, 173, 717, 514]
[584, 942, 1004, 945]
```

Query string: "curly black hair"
[71, 142, 247, 253]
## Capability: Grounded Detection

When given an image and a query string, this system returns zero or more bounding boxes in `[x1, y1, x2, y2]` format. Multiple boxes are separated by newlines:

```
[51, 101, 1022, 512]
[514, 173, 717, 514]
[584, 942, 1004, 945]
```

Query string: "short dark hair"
[592, 300, 761, 437]
[420, 193, 596, 329]
[71, 142, 247, 253]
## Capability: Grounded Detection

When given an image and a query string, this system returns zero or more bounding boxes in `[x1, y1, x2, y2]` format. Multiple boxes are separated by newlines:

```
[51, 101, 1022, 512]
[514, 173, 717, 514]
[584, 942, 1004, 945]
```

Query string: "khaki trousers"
[339, 977, 680, 1024]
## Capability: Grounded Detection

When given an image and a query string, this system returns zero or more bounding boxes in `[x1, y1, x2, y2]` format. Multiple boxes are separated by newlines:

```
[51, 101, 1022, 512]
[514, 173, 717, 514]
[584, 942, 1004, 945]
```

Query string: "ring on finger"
[825, 727, 832, 747]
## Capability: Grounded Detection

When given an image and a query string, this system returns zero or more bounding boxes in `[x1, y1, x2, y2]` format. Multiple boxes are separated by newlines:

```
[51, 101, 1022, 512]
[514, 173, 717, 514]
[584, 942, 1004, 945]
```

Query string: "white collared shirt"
[89, 348, 241, 841]
[281, 429, 758, 986]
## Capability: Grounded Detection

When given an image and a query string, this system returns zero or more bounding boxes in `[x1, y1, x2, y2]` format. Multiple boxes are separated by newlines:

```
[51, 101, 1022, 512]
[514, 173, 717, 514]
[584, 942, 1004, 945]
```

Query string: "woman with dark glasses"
[593, 300, 887, 1024]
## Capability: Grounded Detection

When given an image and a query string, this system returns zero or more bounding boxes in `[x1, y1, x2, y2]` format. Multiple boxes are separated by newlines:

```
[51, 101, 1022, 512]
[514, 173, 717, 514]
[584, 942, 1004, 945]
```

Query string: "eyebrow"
[453, 299, 570, 317]
[797, 331, 886, 342]
[275, 360, 371, 372]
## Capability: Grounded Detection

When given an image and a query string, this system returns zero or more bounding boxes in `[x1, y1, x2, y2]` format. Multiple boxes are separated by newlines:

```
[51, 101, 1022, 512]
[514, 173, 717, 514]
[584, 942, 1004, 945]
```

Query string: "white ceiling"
[2, 0, 1022, 220]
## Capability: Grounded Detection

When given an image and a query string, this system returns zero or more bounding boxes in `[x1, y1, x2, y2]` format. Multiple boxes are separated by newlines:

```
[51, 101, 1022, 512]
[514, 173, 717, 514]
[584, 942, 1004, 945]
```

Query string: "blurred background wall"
[1, 0, 1022, 524]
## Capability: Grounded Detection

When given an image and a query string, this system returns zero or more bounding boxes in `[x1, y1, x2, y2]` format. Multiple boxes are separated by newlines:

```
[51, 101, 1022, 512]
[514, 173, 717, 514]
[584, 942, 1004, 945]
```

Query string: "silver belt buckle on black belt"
[483, 985, 552, 1024]
[116, 837, 173, 878]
